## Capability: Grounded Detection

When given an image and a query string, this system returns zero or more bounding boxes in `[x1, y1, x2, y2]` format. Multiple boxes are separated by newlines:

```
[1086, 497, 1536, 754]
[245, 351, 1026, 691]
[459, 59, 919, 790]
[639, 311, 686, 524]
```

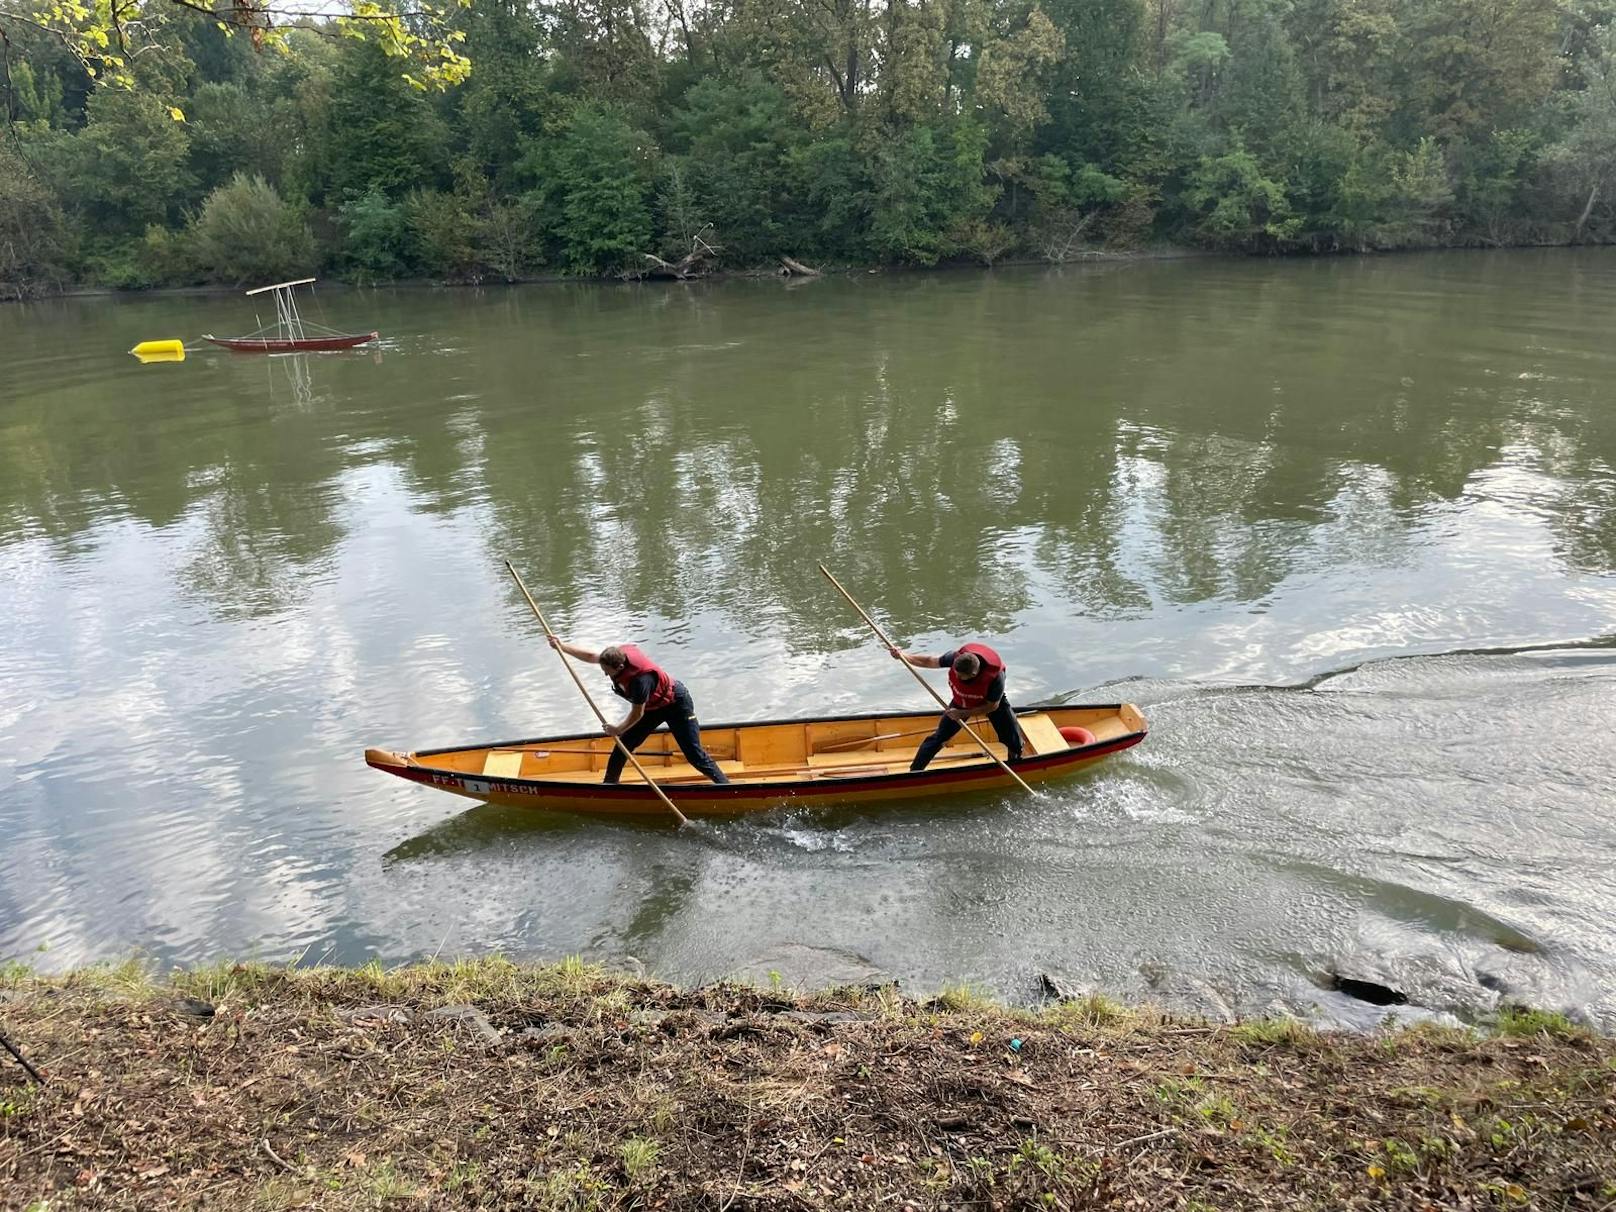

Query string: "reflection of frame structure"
[264, 351, 314, 408]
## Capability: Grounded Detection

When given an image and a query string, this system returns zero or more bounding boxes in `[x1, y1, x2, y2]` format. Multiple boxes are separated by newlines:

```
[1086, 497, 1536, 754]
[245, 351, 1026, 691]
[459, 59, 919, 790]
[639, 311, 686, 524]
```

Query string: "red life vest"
[609, 644, 676, 710]
[947, 642, 1006, 708]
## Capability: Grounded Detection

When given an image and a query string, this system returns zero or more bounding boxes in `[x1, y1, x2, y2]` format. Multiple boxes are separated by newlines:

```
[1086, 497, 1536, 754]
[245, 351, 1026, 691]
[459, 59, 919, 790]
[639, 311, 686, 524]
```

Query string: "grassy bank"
[2, 958, 1612, 1210]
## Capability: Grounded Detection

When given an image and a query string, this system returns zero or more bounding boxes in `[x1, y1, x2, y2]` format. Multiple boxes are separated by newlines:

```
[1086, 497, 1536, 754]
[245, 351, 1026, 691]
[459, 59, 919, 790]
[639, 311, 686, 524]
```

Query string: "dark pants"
[911, 699, 1023, 771]
[604, 682, 729, 785]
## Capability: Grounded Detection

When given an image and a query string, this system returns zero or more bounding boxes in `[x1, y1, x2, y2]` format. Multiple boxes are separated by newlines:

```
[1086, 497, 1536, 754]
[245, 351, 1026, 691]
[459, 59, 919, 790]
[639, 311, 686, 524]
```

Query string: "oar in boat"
[811, 708, 1051, 755]
[816, 563, 1035, 796]
[503, 562, 691, 827]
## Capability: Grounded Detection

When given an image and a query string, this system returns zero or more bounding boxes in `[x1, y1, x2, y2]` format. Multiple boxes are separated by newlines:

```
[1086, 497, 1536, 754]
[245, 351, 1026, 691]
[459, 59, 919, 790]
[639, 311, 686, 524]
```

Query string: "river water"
[2, 251, 1614, 1029]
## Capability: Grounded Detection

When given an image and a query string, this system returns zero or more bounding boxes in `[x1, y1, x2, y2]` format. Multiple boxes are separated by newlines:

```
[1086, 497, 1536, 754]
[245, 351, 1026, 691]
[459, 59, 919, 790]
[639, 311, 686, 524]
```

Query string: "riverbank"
[10, 245, 1211, 305]
[2, 959, 1611, 1209]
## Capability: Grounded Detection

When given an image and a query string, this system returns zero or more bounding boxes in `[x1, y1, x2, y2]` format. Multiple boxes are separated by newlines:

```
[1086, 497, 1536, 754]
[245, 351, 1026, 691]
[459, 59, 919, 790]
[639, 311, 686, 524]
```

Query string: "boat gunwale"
[411, 703, 1127, 761]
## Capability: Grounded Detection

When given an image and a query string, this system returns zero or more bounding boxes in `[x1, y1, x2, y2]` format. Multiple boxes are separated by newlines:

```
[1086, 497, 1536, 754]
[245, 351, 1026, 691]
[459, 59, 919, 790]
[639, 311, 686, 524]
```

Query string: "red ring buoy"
[1058, 726, 1096, 748]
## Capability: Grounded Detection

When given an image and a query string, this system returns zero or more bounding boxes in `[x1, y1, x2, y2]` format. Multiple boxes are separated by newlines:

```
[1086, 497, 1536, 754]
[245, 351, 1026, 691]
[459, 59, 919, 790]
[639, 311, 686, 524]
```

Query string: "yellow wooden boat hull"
[366, 703, 1148, 819]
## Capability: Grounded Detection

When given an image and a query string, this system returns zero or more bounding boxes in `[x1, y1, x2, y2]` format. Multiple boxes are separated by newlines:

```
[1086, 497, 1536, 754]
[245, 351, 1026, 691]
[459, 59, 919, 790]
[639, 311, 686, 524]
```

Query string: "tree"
[973, 3, 1065, 141]
[541, 102, 655, 274]
[0, 0, 469, 92]
[1399, 0, 1564, 141]
[66, 87, 195, 233]
[662, 72, 796, 262]
[1039, 0, 1154, 172]
[451, 0, 556, 186]
[724, 0, 879, 127]
[545, 0, 661, 113]
[1023, 154, 1130, 260]
[868, 118, 997, 264]
[185, 81, 293, 195]
[323, 39, 450, 201]
[1289, 0, 1400, 136]
[781, 135, 875, 260]
[1330, 136, 1454, 248]
[1537, 13, 1616, 242]
[0, 143, 69, 299]
[5, 57, 65, 125]
[1217, 0, 1305, 160]
[1453, 127, 1539, 244]
[187, 172, 316, 284]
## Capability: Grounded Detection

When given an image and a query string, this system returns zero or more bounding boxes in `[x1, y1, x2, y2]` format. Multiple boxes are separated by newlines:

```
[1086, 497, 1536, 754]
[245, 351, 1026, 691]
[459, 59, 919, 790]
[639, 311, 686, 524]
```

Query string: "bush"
[337, 188, 412, 281]
[140, 224, 195, 286]
[1187, 145, 1300, 250]
[407, 189, 479, 279]
[187, 172, 315, 285]
[476, 197, 543, 281]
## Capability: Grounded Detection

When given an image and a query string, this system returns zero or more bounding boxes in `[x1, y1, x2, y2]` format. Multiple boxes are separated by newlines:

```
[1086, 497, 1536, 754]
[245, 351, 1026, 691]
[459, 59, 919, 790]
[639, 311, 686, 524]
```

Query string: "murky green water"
[3, 251, 1614, 1027]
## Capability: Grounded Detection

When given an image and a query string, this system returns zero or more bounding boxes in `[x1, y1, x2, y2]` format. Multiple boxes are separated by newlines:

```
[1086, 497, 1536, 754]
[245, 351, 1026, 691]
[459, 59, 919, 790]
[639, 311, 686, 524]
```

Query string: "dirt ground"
[2, 958, 1612, 1210]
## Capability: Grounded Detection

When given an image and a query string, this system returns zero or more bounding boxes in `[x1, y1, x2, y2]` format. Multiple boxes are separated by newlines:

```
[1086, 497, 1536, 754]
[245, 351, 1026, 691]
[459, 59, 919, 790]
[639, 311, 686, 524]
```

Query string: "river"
[2, 250, 1614, 1029]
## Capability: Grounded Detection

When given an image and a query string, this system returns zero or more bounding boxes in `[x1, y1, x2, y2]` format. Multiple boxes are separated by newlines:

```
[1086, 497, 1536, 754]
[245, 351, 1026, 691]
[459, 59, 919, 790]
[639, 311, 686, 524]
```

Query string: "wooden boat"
[205, 332, 376, 353]
[202, 278, 378, 353]
[365, 703, 1148, 819]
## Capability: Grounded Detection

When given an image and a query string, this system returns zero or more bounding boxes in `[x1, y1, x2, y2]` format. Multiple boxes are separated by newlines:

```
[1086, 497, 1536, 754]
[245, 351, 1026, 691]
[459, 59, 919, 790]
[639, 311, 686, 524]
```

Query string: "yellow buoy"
[129, 339, 185, 358]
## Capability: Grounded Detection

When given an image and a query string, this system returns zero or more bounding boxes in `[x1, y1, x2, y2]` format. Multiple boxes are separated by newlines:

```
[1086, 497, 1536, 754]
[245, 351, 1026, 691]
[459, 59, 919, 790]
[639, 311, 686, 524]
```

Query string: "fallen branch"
[260, 1137, 298, 1174]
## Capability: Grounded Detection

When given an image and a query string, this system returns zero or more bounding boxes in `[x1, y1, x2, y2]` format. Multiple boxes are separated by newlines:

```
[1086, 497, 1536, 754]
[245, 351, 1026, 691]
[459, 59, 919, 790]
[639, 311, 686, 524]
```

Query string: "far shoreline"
[13, 240, 1610, 307]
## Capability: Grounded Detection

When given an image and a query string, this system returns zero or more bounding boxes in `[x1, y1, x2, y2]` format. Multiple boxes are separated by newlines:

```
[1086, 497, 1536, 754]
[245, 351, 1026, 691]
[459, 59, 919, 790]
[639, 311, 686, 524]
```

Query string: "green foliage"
[1454, 129, 1541, 244]
[869, 119, 996, 265]
[454, 0, 555, 185]
[1218, 3, 1305, 158]
[338, 188, 413, 281]
[67, 88, 196, 234]
[1039, 0, 1154, 170]
[0, 144, 70, 300]
[1187, 145, 1300, 249]
[541, 103, 655, 275]
[407, 189, 479, 279]
[663, 73, 796, 262]
[324, 40, 449, 202]
[184, 81, 291, 197]
[2, 0, 1612, 291]
[781, 136, 874, 260]
[7, 60, 66, 126]
[16, 0, 468, 93]
[187, 173, 316, 286]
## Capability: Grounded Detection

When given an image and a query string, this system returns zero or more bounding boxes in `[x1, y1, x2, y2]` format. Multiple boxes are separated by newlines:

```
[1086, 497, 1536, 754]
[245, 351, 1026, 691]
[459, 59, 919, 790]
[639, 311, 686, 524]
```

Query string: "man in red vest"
[889, 642, 1024, 771]
[549, 638, 730, 785]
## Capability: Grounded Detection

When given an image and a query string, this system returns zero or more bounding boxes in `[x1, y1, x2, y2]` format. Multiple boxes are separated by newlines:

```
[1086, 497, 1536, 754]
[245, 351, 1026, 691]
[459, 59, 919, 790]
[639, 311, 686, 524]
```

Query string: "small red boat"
[203, 278, 378, 353]
[204, 332, 378, 352]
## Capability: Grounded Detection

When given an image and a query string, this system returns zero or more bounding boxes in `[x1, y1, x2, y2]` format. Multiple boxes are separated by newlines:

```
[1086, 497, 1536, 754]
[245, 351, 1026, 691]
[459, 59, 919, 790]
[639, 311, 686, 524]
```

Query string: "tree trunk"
[1574, 182, 1599, 242]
